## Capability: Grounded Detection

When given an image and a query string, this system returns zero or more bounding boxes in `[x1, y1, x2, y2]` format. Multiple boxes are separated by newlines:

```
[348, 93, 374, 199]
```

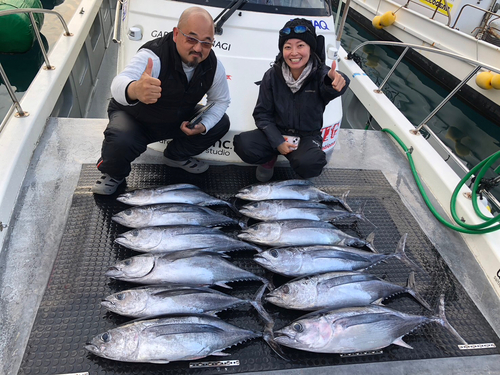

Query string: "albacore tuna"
[273, 295, 467, 353]
[105, 250, 266, 287]
[101, 284, 259, 318]
[265, 271, 431, 311]
[238, 219, 375, 251]
[115, 225, 261, 253]
[112, 203, 239, 228]
[254, 234, 421, 277]
[117, 183, 234, 209]
[235, 179, 352, 212]
[85, 314, 261, 363]
[239, 199, 366, 222]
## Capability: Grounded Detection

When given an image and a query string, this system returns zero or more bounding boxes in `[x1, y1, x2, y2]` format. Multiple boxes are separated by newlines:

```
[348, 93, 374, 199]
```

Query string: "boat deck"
[1, 118, 499, 374]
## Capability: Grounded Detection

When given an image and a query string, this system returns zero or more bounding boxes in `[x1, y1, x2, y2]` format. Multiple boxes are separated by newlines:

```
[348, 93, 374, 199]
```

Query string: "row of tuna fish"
[87, 182, 271, 363]
[85, 179, 467, 364]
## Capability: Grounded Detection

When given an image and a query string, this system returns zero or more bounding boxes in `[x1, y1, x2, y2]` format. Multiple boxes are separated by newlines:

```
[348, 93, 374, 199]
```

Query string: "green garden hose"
[382, 128, 500, 234]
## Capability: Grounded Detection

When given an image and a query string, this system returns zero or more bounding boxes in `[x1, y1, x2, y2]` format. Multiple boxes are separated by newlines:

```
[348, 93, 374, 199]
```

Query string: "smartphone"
[187, 102, 215, 129]
[283, 135, 300, 149]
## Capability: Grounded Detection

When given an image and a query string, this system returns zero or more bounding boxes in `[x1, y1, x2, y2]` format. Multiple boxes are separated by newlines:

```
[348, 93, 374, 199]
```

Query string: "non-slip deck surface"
[18, 164, 500, 375]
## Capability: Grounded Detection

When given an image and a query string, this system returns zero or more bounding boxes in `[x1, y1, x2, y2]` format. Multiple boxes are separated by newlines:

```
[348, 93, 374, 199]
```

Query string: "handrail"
[0, 63, 28, 118]
[0, 8, 71, 35]
[0, 8, 73, 121]
[112, 0, 122, 43]
[349, 40, 500, 74]
[400, 0, 451, 26]
[347, 40, 500, 133]
[451, 4, 499, 36]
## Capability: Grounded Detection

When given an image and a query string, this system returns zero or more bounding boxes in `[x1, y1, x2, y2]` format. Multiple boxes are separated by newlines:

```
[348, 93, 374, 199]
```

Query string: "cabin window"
[172, 0, 331, 16]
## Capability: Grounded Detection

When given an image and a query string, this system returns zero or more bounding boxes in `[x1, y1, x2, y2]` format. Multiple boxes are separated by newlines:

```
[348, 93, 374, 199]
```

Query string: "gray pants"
[97, 103, 230, 179]
[233, 129, 327, 179]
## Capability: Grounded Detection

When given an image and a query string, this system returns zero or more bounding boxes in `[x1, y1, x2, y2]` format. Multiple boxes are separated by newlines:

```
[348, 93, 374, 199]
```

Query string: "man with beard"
[92, 7, 230, 195]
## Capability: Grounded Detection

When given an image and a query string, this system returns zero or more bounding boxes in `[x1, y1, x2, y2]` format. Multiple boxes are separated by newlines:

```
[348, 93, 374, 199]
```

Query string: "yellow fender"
[380, 11, 396, 27]
[491, 74, 500, 90]
[476, 71, 494, 90]
[372, 16, 384, 29]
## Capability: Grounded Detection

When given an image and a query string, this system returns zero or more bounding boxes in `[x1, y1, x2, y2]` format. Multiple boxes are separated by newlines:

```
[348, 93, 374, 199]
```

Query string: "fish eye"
[116, 293, 126, 300]
[270, 249, 279, 258]
[124, 259, 132, 266]
[100, 332, 112, 342]
[124, 209, 132, 216]
[282, 285, 290, 294]
[292, 323, 304, 332]
[132, 230, 139, 237]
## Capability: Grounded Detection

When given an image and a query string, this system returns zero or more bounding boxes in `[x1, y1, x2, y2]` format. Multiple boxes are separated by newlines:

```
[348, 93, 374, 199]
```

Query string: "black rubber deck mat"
[19, 164, 500, 375]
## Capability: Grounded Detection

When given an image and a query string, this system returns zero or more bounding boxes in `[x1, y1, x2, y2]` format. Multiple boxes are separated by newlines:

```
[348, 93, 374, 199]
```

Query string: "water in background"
[337, 12, 500, 198]
[0, 0, 81, 122]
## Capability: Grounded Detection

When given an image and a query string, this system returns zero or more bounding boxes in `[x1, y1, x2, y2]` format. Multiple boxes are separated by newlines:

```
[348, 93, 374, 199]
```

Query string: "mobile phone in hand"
[283, 135, 300, 150]
[187, 102, 215, 129]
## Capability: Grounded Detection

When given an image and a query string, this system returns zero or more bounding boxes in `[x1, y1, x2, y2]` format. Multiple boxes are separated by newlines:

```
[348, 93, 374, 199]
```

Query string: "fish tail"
[338, 190, 353, 212]
[433, 294, 468, 345]
[225, 198, 242, 216]
[250, 284, 273, 325]
[237, 215, 250, 230]
[253, 282, 291, 361]
[263, 328, 291, 361]
[393, 234, 424, 273]
[356, 201, 377, 228]
[405, 271, 432, 310]
[364, 232, 378, 253]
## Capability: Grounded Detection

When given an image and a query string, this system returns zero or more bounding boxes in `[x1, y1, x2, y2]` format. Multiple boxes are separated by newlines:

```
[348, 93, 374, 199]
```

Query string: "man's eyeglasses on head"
[179, 30, 214, 48]
[279, 25, 311, 36]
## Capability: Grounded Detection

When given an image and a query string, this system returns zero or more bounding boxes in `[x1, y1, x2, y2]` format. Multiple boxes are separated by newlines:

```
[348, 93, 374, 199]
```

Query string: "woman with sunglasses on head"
[92, 7, 231, 195]
[233, 18, 349, 182]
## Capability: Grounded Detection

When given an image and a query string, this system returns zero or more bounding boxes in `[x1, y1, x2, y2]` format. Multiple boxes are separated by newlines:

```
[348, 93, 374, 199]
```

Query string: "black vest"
[114, 32, 217, 124]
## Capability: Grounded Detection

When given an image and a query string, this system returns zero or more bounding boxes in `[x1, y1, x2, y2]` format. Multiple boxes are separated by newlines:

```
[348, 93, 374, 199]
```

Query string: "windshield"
[174, 0, 331, 16]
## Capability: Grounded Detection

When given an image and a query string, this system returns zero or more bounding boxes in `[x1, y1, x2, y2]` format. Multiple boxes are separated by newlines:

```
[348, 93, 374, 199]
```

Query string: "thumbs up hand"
[328, 60, 346, 92]
[127, 58, 162, 104]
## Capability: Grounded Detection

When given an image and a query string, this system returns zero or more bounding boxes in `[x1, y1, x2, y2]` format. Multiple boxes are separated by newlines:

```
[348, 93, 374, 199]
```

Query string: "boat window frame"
[171, 0, 332, 16]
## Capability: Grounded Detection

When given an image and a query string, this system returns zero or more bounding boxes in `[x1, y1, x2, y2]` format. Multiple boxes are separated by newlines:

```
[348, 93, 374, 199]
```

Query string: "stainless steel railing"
[348, 41, 500, 132]
[0, 8, 73, 120]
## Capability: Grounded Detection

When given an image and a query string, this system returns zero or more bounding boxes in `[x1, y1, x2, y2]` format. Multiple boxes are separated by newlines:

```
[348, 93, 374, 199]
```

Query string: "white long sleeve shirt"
[111, 48, 230, 132]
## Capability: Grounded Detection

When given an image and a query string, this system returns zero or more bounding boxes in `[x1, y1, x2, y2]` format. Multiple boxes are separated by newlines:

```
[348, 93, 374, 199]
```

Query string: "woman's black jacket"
[252, 54, 350, 149]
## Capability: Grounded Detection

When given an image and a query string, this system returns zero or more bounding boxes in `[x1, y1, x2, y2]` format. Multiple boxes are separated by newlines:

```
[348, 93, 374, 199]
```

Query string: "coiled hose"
[382, 128, 500, 234]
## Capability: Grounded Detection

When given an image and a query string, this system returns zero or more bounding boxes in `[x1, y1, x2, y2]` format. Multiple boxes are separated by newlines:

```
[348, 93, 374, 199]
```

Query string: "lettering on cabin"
[313, 20, 329, 30]
[495, 269, 500, 288]
[321, 122, 341, 151]
[214, 41, 231, 51]
[151, 30, 170, 38]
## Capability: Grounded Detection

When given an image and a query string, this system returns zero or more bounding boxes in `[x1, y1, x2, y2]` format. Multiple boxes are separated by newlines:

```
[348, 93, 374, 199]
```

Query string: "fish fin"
[215, 282, 233, 289]
[148, 360, 171, 364]
[405, 271, 432, 310]
[393, 234, 425, 274]
[145, 323, 224, 337]
[433, 294, 468, 345]
[393, 337, 413, 349]
[372, 298, 385, 306]
[318, 273, 379, 291]
[210, 351, 231, 357]
[273, 179, 313, 187]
